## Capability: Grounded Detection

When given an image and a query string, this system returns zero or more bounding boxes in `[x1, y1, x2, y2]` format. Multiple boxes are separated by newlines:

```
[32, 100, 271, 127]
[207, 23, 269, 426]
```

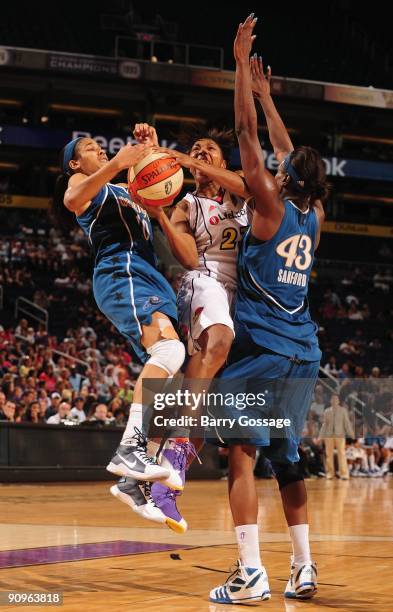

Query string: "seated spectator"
[88, 403, 115, 426]
[309, 384, 326, 419]
[45, 392, 61, 419]
[70, 397, 86, 423]
[113, 407, 127, 427]
[24, 400, 45, 423]
[0, 400, 16, 422]
[46, 401, 72, 424]
[323, 356, 339, 377]
[347, 301, 363, 321]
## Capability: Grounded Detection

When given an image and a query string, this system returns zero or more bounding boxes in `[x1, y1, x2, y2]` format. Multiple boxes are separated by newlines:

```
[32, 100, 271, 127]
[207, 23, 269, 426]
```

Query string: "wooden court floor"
[0, 477, 392, 611]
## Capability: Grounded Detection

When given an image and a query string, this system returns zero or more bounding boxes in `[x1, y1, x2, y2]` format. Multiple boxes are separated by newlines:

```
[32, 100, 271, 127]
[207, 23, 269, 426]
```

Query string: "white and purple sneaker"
[158, 438, 199, 491]
[151, 482, 188, 533]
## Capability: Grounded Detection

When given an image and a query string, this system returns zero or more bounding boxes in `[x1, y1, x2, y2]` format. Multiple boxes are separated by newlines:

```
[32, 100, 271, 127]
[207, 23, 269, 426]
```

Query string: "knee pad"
[146, 339, 185, 376]
[272, 461, 304, 490]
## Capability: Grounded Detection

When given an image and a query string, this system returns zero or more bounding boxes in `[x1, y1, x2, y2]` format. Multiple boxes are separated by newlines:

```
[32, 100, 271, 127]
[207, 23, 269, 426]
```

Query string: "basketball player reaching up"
[55, 137, 187, 532]
[131, 123, 252, 529]
[209, 15, 328, 604]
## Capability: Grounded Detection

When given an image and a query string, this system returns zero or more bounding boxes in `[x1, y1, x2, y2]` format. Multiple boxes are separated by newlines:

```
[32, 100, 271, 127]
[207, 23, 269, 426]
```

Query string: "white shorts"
[177, 271, 235, 355]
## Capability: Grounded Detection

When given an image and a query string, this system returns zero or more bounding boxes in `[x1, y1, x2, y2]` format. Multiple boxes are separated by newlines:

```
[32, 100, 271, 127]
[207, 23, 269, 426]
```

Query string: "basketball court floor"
[0, 478, 392, 611]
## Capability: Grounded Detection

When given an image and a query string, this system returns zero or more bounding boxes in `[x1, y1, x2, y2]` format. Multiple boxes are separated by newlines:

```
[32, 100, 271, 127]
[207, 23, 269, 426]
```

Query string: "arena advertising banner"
[1, 46, 392, 109]
[0, 193, 49, 209]
[1, 125, 393, 182]
[322, 221, 393, 239]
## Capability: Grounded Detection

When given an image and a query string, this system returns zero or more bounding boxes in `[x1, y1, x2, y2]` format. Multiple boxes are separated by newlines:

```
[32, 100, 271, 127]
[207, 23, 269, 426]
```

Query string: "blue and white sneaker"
[209, 560, 271, 604]
[284, 557, 317, 599]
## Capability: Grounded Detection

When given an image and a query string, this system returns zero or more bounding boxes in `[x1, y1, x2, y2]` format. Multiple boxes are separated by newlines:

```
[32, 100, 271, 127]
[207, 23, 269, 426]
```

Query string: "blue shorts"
[210, 347, 319, 464]
[93, 251, 178, 363]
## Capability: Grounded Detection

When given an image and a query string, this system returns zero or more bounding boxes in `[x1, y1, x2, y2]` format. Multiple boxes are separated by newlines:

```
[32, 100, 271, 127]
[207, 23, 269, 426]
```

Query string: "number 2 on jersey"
[220, 226, 247, 250]
[276, 234, 312, 270]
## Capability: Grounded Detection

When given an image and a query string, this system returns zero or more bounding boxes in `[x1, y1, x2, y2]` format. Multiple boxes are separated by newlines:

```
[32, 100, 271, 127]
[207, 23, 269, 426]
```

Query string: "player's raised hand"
[153, 147, 196, 169]
[114, 143, 151, 171]
[233, 13, 257, 63]
[133, 123, 159, 147]
[250, 54, 271, 100]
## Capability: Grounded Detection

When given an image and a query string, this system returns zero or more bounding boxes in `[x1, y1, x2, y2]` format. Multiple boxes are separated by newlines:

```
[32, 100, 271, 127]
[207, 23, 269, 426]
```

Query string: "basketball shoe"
[110, 477, 170, 525]
[151, 482, 188, 533]
[209, 560, 271, 604]
[106, 428, 169, 481]
[284, 557, 317, 599]
[158, 438, 199, 491]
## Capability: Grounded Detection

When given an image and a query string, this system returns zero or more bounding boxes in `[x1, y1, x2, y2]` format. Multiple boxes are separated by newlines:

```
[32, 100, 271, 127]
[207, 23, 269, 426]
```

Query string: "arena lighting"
[47, 166, 60, 174]
[49, 103, 122, 117]
[341, 193, 393, 204]
[0, 98, 22, 107]
[40, 115, 49, 123]
[153, 113, 206, 124]
[340, 133, 393, 146]
[0, 161, 19, 169]
[259, 125, 299, 135]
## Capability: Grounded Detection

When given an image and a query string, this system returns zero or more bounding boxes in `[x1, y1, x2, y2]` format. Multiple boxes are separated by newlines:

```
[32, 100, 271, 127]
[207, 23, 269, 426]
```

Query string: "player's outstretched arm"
[155, 147, 250, 199]
[250, 55, 293, 162]
[234, 15, 282, 227]
[64, 144, 149, 215]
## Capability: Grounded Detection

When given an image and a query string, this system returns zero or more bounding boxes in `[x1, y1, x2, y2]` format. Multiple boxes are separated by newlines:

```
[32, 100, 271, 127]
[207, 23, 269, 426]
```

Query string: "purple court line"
[0, 540, 192, 569]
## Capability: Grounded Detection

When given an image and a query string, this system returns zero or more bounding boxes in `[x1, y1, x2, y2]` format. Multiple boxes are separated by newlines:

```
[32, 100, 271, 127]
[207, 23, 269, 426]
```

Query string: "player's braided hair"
[178, 124, 234, 165]
[289, 146, 331, 203]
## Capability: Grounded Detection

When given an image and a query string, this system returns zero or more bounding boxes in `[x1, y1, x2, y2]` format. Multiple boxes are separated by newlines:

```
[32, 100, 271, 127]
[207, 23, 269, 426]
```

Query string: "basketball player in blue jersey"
[54, 137, 187, 532]
[209, 15, 329, 604]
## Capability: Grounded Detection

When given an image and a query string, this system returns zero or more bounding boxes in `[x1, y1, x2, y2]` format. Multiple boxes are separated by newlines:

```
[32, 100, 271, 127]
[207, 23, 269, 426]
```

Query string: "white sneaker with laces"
[209, 560, 271, 604]
[284, 557, 317, 599]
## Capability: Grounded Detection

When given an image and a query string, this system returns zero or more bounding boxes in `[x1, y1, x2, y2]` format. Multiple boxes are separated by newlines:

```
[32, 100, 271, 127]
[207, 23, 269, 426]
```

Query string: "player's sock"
[121, 403, 143, 446]
[369, 454, 376, 470]
[289, 524, 311, 565]
[235, 524, 262, 568]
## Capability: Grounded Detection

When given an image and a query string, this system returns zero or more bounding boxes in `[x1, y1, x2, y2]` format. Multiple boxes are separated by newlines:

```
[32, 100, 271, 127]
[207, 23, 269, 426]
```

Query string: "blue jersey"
[234, 199, 321, 361]
[76, 183, 155, 267]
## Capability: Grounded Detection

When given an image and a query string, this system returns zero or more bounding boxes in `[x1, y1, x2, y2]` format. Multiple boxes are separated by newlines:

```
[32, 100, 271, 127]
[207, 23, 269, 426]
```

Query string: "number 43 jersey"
[183, 189, 251, 289]
[236, 199, 321, 361]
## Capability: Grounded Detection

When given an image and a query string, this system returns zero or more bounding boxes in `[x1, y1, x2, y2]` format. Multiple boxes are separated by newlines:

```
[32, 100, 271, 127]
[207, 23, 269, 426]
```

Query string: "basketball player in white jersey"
[131, 123, 252, 526]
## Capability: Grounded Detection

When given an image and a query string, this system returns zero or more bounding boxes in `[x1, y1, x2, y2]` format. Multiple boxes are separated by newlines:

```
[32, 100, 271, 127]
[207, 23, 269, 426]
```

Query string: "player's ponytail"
[288, 146, 331, 204]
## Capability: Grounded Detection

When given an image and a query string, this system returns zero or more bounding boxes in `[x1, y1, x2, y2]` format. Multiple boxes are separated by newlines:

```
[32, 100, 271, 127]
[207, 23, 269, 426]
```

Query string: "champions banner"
[1, 46, 392, 110]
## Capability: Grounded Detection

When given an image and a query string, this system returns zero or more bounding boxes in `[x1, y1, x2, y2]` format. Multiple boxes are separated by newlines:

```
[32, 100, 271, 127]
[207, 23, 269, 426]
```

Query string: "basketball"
[128, 152, 184, 207]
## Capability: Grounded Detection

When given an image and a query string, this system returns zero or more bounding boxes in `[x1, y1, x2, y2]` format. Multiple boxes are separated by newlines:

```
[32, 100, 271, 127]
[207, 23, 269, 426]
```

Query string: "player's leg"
[107, 311, 185, 481]
[109, 311, 187, 531]
[209, 443, 271, 604]
[267, 359, 319, 600]
[152, 276, 235, 531]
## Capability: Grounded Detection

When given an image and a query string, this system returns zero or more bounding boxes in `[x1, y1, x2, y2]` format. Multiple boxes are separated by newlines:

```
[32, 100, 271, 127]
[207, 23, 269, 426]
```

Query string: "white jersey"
[183, 189, 251, 288]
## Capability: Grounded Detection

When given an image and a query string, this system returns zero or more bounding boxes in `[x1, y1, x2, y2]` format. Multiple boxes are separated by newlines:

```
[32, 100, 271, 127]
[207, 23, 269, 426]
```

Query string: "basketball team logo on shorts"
[209, 215, 219, 225]
[193, 306, 204, 324]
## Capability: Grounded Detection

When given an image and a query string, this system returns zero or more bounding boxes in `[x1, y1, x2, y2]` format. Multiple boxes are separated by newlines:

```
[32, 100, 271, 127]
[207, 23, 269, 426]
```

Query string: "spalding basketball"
[128, 152, 184, 207]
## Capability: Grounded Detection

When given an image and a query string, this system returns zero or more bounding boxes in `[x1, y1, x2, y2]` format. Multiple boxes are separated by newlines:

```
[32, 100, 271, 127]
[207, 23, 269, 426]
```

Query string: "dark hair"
[289, 146, 331, 203]
[52, 139, 85, 229]
[178, 124, 234, 166]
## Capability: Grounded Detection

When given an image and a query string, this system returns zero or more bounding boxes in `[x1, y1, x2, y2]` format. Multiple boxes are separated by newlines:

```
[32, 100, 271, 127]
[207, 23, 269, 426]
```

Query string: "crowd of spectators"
[0, 211, 392, 482]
